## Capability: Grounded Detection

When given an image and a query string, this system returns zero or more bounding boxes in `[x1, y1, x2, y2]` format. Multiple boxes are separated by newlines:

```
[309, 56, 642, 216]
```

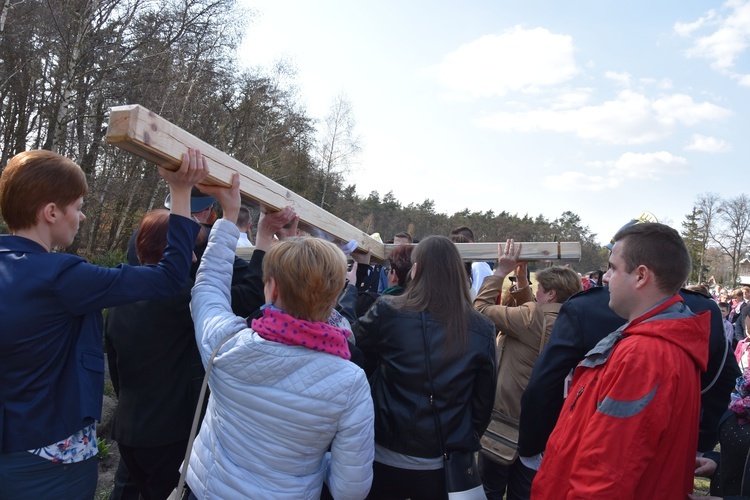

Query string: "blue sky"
[238, 0, 750, 245]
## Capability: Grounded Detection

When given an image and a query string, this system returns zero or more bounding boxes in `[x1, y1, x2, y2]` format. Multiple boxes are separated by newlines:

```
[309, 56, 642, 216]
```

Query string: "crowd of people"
[2, 148, 750, 499]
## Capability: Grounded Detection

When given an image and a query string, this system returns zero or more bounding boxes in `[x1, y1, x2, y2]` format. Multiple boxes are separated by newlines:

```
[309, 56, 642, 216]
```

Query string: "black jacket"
[105, 285, 204, 447]
[518, 286, 740, 456]
[353, 297, 497, 458]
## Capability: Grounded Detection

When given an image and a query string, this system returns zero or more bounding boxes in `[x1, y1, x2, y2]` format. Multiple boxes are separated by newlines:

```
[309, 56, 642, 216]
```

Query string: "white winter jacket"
[187, 219, 374, 499]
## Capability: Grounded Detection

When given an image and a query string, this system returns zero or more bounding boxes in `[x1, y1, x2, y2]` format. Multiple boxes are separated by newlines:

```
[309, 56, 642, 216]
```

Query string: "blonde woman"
[187, 174, 374, 499]
[474, 240, 581, 500]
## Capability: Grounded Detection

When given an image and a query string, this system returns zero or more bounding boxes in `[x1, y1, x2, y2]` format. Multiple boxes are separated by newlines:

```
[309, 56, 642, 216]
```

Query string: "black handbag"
[421, 313, 486, 500]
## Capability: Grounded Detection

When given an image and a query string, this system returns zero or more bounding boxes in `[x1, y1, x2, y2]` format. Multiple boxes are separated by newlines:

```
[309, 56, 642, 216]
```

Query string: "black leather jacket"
[353, 297, 497, 458]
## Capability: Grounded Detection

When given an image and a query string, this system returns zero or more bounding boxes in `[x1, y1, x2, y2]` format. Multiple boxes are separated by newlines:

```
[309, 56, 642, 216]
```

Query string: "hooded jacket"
[532, 295, 710, 500]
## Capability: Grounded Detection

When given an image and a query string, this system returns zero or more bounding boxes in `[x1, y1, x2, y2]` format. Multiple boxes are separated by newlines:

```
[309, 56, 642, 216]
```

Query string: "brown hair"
[450, 226, 475, 242]
[388, 244, 414, 287]
[535, 266, 583, 303]
[392, 235, 474, 357]
[263, 237, 346, 322]
[393, 231, 413, 243]
[686, 284, 711, 299]
[450, 233, 473, 283]
[237, 205, 251, 228]
[135, 209, 206, 265]
[613, 222, 690, 295]
[136, 210, 170, 265]
[0, 150, 88, 231]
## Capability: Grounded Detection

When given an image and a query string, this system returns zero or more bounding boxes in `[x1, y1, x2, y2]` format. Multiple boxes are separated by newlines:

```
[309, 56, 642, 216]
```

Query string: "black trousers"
[118, 439, 188, 500]
[366, 461, 446, 500]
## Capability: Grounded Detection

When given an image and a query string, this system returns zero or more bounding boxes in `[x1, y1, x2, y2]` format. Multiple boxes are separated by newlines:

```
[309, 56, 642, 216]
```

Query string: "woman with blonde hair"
[353, 235, 497, 499]
[474, 240, 582, 500]
[187, 174, 374, 499]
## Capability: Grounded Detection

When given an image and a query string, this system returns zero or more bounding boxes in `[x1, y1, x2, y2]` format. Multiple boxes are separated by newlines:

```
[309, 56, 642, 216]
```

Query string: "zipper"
[569, 385, 585, 412]
[569, 376, 598, 412]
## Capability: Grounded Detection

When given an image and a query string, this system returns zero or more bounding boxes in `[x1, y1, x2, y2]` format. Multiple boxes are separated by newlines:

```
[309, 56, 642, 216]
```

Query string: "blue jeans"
[0, 451, 97, 499]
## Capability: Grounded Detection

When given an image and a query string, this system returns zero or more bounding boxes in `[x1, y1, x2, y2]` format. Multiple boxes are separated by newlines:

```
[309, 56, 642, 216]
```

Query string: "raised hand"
[159, 148, 210, 218]
[495, 239, 522, 277]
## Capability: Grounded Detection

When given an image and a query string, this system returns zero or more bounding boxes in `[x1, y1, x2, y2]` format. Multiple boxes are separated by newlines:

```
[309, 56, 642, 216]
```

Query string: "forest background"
[1, 0, 747, 285]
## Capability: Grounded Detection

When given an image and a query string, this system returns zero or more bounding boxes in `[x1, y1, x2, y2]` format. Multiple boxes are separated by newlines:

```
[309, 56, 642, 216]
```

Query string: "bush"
[89, 250, 127, 268]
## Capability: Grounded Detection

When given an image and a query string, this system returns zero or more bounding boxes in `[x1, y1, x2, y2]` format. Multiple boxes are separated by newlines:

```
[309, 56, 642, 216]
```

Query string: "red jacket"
[532, 295, 710, 500]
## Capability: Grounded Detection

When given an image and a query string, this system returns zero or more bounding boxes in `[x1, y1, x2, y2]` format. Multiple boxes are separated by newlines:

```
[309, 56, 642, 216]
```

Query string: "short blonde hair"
[535, 266, 583, 304]
[263, 237, 346, 322]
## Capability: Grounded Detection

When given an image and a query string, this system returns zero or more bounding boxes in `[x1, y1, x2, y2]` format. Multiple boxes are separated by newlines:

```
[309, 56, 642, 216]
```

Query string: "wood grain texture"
[106, 104, 386, 259]
[384, 242, 580, 262]
[236, 241, 581, 262]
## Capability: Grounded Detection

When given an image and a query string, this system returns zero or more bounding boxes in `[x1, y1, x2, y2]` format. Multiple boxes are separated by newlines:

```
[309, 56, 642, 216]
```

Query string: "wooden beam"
[106, 104, 386, 259]
[386, 242, 581, 262]
[236, 241, 581, 262]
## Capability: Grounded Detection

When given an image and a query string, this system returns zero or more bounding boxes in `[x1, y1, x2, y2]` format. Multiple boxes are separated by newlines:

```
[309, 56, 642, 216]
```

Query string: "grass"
[103, 380, 116, 398]
[97, 438, 110, 460]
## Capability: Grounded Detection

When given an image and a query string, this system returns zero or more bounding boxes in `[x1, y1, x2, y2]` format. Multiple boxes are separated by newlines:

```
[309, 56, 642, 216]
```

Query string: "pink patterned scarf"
[251, 307, 352, 360]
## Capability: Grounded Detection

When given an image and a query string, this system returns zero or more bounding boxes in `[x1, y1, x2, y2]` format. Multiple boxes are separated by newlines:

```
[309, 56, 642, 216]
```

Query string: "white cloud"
[476, 90, 731, 144]
[548, 87, 593, 110]
[611, 151, 689, 179]
[674, 10, 717, 37]
[543, 171, 618, 192]
[676, 0, 750, 82]
[685, 133, 732, 152]
[605, 71, 631, 87]
[436, 26, 579, 97]
[545, 151, 689, 191]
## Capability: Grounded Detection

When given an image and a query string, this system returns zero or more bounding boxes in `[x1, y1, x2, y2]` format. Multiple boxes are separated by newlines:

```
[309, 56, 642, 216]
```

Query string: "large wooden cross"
[106, 104, 580, 263]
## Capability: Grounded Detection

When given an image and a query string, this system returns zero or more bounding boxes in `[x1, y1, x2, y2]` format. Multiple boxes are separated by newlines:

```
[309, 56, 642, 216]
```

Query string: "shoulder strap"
[538, 309, 548, 355]
[701, 335, 729, 396]
[173, 331, 240, 496]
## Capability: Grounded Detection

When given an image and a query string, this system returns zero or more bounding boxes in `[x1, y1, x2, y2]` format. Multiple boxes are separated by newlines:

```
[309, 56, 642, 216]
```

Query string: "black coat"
[518, 286, 740, 457]
[353, 298, 497, 457]
[105, 285, 204, 447]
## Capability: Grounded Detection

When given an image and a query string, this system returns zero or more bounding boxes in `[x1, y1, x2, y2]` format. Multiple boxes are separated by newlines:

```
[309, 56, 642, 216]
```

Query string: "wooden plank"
[236, 242, 580, 262]
[384, 242, 581, 262]
[106, 104, 386, 259]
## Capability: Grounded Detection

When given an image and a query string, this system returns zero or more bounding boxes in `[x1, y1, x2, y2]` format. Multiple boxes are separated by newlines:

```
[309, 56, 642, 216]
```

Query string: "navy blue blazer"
[0, 214, 199, 453]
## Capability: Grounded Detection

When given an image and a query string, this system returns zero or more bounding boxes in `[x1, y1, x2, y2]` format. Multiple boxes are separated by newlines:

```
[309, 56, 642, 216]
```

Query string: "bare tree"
[713, 194, 750, 284]
[315, 93, 361, 208]
[695, 193, 721, 283]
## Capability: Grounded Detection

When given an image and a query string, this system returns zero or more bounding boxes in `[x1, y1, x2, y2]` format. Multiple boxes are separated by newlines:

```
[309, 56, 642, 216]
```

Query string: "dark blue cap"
[164, 186, 216, 213]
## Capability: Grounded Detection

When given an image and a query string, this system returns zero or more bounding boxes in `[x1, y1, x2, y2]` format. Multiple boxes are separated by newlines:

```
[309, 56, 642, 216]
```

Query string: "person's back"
[188, 193, 373, 499]
[353, 235, 497, 500]
[105, 209, 205, 499]
[473, 241, 582, 500]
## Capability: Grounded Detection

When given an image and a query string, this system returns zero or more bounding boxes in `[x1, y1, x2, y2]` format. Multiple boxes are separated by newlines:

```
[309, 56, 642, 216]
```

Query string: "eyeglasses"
[383, 266, 392, 273]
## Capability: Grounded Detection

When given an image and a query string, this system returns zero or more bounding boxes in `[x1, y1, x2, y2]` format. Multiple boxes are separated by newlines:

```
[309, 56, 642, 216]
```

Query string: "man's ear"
[634, 265, 651, 289]
[548, 289, 558, 302]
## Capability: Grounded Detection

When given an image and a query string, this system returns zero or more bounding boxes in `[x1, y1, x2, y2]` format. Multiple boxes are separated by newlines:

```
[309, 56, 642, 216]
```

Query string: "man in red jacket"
[532, 223, 710, 499]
